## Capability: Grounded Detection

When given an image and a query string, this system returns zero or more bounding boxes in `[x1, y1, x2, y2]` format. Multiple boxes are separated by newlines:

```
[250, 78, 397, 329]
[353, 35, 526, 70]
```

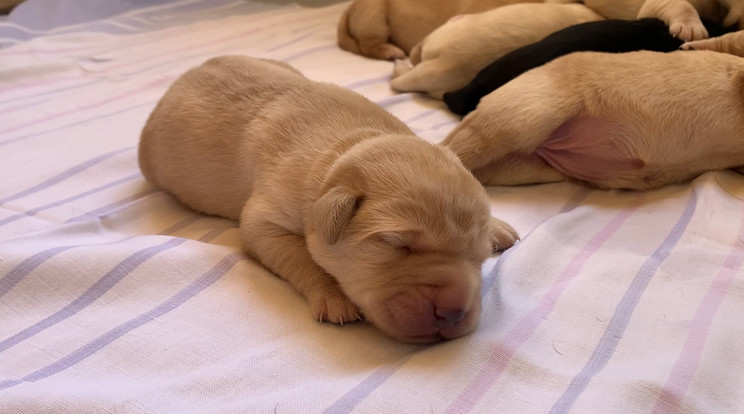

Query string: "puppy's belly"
[534, 117, 645, 185]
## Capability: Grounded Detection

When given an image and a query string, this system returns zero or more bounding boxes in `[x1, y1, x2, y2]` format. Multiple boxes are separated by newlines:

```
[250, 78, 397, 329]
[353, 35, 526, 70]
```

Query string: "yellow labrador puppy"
[139, 56, 518, 343]
[682, 27, 744, 51]
[548, 0, 741, 40]
[337, 0, 539, 60]
[440, 44, 744, 190]
[389, 3, 603, 99]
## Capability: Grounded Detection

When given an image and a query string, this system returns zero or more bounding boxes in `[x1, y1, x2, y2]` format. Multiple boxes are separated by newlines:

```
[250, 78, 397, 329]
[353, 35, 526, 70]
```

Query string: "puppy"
[440, 47, 744, 190]
[443, 18, 734, 116]
[389, 3, 603, 99]
[337, 0, 539, 60]
[138, 56, 518, 343]
[548, 0, 739, 40]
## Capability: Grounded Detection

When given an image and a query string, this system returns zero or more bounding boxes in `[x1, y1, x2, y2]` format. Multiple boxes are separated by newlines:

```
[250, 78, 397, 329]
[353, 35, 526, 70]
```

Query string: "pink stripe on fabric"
[0, 78, 170, 136]
[650, 206, 744, 413]
[444, 206, 638, 414]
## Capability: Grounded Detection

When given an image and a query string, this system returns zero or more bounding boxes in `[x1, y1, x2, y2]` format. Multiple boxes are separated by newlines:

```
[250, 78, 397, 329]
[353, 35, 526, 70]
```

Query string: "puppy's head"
[306, 136, 517, 343]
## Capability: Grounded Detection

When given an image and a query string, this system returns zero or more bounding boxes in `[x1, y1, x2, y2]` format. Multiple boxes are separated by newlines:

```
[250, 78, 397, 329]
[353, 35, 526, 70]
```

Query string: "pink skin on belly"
[534, 117, 645, 183]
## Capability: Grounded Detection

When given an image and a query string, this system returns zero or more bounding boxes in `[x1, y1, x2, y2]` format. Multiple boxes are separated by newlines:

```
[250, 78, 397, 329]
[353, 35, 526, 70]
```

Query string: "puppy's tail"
[336, 0, 406, 60]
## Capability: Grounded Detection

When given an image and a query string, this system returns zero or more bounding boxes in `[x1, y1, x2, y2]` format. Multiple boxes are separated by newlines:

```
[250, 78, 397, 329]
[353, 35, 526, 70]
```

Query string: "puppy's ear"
[313, 187, 361, 245]
[488, 217, 519, 254]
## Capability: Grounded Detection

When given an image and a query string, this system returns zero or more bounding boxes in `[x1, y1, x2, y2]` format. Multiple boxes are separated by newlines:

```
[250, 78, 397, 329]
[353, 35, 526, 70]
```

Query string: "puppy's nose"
[434, 308, 465, 328]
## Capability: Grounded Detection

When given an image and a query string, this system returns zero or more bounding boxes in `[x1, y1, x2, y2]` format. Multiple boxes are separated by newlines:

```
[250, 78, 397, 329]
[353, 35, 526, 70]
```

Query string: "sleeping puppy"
[138, 56, 518, 344]
[443, 18, 734, 116]
[548, 0, 740, 40]
[337, 0, 539, 60]
[389, 3, 603, 99]
[440, 47, 744, 190]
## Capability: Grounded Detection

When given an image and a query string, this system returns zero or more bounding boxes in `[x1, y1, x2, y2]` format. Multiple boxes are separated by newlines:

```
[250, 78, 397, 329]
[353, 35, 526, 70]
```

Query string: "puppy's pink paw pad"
[309, 285, 362, 324]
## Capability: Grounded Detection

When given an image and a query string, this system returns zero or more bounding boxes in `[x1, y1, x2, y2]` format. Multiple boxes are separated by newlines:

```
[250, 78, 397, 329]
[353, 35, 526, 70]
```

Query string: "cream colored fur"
[337, 0, 539, 61]
[138, 56, 518, 343]
[548, 0, 739, 40]
[440, 46, 744, 190]
[389, 3, 603, 99]
[683, 27, 744, 52]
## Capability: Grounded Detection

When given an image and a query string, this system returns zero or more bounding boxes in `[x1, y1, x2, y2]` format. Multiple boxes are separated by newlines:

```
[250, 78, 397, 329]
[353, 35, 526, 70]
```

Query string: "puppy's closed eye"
[376, 230, 428, 254]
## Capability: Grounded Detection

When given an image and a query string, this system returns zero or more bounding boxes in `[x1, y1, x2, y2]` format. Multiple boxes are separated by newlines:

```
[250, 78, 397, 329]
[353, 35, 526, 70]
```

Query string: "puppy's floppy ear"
[488, 217, 519, 254]
[313, 186, 361, 244]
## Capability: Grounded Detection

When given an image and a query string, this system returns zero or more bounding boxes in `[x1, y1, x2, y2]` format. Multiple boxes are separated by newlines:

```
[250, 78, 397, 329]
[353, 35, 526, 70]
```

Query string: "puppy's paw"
[308, 283, 362, 324]
[488, 217, 519, 253]
[372, 44, 406, 61]
[392, 59, 412, 78]
[669, 20, 708, 41]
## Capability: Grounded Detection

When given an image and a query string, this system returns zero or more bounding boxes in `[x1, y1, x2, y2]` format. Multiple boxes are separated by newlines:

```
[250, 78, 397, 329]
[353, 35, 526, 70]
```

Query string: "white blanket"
[2, 1, 744, 412]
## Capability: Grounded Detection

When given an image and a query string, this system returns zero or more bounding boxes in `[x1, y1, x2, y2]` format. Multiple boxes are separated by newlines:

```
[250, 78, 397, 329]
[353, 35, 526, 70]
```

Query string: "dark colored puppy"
[443, 18, 733, 116]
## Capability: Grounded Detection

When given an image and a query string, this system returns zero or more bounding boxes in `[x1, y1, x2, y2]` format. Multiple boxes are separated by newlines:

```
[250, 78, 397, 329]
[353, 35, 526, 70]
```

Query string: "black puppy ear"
[312, 187, 361, 244]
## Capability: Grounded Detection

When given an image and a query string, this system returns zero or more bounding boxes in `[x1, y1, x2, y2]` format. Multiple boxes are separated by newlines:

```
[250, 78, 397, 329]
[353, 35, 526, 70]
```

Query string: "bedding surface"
[1, 0, 744, 413]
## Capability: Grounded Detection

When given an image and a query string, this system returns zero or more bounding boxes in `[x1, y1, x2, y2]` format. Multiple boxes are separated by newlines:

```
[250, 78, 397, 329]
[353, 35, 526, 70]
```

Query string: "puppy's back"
[138, 56, 309, 219]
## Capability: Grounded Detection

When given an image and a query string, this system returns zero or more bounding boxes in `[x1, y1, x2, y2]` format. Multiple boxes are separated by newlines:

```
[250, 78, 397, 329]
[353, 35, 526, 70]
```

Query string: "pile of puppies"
[137, 0, 744, 344]
[340, 0, 744, 190]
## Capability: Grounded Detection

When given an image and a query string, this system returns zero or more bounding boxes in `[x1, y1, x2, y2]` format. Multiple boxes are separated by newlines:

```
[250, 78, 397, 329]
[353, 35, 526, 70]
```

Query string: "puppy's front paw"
[308, 283, 362, 324]
[392, 59, 412, 78]
[489, 217, 519, 253]
[670, 20, 708, 41]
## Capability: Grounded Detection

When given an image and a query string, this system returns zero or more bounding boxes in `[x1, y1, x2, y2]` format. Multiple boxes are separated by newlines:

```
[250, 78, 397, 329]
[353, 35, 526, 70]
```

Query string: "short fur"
[138, 56, 518, 343]
[548, 0, 740, 40]
[682, 27, 744, 53]
[440, 47, 744, 190]
[336, 0, 539, 60]
[389, 3, 603, 99]
[443, 18, 734, 116]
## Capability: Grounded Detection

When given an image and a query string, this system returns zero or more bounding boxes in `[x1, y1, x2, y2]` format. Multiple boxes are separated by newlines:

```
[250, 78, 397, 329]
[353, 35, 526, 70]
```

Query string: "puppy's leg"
[390, 59, 465, 99]
[241, 201, 361, 324]
[638, 0, 708, 40]
[471, 152, 568, 186]
[682, 30, 744, 55]
[441, 69, 583, 171]
[344, 0, 406, 60]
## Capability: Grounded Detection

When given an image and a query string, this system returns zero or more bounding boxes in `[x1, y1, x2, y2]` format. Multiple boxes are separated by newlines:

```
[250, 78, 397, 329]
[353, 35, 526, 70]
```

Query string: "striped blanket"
[2, 0, 743, 412]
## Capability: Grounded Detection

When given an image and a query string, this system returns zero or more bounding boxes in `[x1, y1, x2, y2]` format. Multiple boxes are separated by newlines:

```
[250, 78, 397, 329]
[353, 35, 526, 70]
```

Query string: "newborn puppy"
[549, 0, 739, 41]
[440, 48, 744, 190]
[337, 0, 539, 60]
[138, 56, 518, 343]
[389, 3, 603, 99]
[444, 18, 734, 116]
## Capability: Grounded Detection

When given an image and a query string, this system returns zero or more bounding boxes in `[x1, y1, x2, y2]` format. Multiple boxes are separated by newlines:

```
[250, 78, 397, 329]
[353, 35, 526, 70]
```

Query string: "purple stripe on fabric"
[323, 359, 411, 414]
[343, 75, 391, 91]
[0, 173, 142, 227]
[0, 101, 154, 148]
[404, 109, 438, 124]
[375, 95, 412, 109]
[64, 188, 159, 224]
[198, 227, 234, 242]
[0, 147, 133, 205]
[445, 205, 637, 414]
[282, 44, 337, 63]
[549, 192, 698, 414]
[481, 187, 593, 293]
[0, 246, 75, 299]
[0, 237, 186, 354]
[650, 205, 744, 413]
[322, 187, 593, 413]
[264, 32, 316, 53]
[158, 215, 201, 235]
[0, 252, 244, 391]
[0, 80, 165, 136]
